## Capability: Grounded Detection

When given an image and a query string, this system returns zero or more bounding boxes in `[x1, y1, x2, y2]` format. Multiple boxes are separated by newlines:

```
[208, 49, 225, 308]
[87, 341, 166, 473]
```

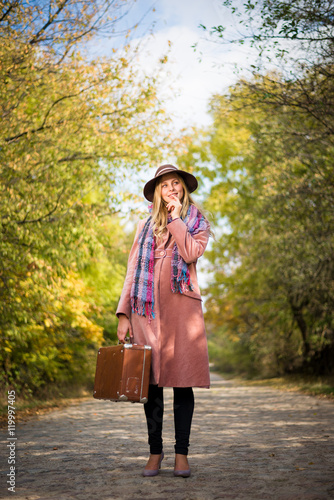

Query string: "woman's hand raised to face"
[117, 314, 133, 344]
[166, 193, 182, 220]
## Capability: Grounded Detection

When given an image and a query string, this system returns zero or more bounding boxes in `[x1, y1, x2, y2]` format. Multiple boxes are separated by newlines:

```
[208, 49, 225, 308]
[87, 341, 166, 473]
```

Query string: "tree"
[202, 1, 334, 63]
[193, 0, 334, 376]
[0, 1, 174, 393]
[199, 74, 334, 375]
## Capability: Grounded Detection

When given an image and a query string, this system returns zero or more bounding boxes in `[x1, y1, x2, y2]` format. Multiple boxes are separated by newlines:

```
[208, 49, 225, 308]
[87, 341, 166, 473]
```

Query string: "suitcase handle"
[118, 335, 134, 345]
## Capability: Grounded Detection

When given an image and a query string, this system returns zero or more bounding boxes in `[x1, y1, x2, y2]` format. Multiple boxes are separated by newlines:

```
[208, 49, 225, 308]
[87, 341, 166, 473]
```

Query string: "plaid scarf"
[130, 204, 208, 321]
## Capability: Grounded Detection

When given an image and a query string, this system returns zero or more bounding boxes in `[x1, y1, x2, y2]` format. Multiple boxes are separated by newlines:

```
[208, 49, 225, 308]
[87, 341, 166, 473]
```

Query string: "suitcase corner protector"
[118, 394, 128, 401]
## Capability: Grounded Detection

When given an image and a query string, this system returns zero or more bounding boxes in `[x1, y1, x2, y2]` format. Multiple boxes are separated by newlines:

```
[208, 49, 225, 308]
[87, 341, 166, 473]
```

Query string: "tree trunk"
[289, 301, 310, 358]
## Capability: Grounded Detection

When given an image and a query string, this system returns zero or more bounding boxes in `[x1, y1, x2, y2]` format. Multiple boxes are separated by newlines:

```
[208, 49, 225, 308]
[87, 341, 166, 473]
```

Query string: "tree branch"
[16, 187, 66, 224]
[28, 0, 70, 45]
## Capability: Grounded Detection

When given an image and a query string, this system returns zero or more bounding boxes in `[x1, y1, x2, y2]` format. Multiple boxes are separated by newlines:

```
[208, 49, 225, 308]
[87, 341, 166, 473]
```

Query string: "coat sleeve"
[115, 219, 146, 319]
[167, 218, 210, 264]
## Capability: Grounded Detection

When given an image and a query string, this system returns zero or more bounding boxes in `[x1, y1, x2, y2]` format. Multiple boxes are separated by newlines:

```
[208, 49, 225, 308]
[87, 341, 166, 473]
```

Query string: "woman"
[116, 164, 211, 478]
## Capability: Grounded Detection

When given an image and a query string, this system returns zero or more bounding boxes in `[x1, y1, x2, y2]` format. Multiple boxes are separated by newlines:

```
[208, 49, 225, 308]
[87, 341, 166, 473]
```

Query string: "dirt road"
[1, 374, 334, 499]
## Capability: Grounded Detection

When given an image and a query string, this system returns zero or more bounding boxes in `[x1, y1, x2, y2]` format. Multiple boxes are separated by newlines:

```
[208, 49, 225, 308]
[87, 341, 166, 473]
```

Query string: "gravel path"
[1, 373, 334, 499]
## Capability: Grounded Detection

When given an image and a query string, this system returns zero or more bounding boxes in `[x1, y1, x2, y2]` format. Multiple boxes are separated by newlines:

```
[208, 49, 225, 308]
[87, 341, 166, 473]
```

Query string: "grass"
[231, 373, 334, 399]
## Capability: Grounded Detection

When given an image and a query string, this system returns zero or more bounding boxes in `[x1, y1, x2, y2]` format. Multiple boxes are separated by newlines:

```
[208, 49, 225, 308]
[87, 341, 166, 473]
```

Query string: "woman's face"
[160, 173, 184, 204]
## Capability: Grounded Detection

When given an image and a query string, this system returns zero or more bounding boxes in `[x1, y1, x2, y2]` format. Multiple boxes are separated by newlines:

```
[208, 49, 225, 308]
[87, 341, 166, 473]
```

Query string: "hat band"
[155, 166, 177, 177]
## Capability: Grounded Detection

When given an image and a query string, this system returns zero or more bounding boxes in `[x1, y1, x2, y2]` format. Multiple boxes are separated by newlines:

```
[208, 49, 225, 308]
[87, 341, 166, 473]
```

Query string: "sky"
[91, 0, 259, 130]
[88, 0, 260, 217]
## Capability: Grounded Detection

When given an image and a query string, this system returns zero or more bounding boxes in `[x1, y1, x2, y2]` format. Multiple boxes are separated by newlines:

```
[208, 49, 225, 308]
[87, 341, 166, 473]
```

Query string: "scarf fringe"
[131, 297, 155, 322]
[171, 268, 194, 294]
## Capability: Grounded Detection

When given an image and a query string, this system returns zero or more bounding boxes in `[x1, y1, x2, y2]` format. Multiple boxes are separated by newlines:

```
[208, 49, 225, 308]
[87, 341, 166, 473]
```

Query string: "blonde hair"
[150, 174, 206, 241]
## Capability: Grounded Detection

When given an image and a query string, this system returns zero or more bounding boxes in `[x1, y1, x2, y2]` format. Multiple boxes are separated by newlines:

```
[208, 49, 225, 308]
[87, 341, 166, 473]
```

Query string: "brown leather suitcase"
[93, 343, 152, 403]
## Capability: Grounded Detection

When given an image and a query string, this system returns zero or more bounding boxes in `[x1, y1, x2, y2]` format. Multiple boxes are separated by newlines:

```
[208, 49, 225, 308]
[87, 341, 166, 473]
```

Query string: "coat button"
[160, 251, 164, 256]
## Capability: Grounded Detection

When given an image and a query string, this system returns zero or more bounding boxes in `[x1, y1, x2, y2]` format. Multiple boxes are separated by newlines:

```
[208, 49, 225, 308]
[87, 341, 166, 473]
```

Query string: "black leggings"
[144, 384, 194, 455]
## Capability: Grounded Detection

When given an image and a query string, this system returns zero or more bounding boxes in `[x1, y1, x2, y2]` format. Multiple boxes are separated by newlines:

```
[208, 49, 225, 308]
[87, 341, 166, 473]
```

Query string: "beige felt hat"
[143, 164, 198, 202]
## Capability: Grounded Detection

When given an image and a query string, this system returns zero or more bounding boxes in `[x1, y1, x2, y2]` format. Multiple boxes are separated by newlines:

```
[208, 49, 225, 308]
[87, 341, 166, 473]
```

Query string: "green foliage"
[2, 270, 104, 390]
[0, 1, 172, 394]
[208, 1, 334, 65]
[202, 71, 334, 376]
[208, 327, 258, 378]
[79, 216, 136, 344]
[196, 0, 334, 378]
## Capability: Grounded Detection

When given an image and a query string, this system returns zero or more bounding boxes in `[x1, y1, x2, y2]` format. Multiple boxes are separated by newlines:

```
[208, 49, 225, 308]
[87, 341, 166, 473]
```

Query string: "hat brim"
[143, 170, 198, 202]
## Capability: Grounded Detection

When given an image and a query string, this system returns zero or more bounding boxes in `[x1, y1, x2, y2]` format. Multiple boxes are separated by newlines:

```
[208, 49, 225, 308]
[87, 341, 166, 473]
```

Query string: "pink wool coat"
[116, 215, 210, 388]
